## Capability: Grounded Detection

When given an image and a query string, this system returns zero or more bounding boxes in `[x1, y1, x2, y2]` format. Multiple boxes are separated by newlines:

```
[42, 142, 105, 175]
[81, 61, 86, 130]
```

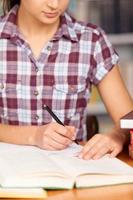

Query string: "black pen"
[43, 104, 64, 126]
[43, 104, 78, 144]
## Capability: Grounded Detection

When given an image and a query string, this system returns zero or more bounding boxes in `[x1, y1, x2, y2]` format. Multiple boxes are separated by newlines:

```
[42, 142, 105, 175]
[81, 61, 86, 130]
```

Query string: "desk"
[1, 149, 133, 200]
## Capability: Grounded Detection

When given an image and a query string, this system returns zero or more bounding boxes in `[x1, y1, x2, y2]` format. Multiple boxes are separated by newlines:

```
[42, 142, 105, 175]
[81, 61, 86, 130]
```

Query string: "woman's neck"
[17, 6, 60, 39]
[16, 6, 60, 59]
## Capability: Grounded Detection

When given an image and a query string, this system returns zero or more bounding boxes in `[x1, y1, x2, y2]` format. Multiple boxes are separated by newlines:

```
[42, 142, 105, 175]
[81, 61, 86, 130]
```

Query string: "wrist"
[110, 127, 130, 145]
[28, 126, 38, 146]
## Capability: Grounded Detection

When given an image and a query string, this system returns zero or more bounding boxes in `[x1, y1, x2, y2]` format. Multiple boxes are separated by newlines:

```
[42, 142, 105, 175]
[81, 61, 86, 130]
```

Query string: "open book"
[0, 142, 133, 189]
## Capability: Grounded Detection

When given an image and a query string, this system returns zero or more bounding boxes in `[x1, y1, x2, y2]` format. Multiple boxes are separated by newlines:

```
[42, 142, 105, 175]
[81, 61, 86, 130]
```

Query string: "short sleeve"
[90, 28, 119, 85]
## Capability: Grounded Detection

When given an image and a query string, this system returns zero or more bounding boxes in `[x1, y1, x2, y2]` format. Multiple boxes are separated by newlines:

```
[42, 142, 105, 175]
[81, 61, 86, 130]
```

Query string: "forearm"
[0, 124, 37, 146]
[97, 65, 132, 146]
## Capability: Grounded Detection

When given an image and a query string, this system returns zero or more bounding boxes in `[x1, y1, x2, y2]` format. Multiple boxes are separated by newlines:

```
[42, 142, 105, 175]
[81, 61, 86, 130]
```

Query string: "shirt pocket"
[53, 77, 87, 120]
[0, 78, 22, 117]
[0, 79, 22, 95]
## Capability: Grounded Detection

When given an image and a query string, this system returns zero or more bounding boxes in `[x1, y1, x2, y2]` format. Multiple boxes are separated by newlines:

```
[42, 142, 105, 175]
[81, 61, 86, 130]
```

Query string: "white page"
[38, 143, 133, 177]
[0, 142, 82, 178]
[50, 153, 133, 177]
[43, 142, 82, 157]
[0, 142, 77, 188]
[0, 143, 67, 178]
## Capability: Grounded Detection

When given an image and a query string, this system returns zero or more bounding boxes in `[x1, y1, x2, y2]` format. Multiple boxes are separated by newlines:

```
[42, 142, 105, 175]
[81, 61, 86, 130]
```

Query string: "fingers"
[41, 142, 56, 151]
[42, 135, 69, 150]
[53, 123, 76, 140]
[35, 123, 76, 151]
[78, 134, 123, 160]
[47, 130, 73, 148]
[79, 134, 105, 159]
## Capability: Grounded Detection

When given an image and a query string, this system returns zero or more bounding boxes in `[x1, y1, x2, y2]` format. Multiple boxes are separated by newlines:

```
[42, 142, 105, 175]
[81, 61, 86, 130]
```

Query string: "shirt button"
[0, 83, 4, 89]
[47, 46, 51, 51]
[1, 111, 7, 118]
[34, 90, 39, 96]
[69, 85, 75, 91]
[35, 115, 39, 120]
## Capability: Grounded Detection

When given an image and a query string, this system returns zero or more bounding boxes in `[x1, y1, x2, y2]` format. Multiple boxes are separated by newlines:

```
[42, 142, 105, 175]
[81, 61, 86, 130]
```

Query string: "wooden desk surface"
[1, 149, 133, 200]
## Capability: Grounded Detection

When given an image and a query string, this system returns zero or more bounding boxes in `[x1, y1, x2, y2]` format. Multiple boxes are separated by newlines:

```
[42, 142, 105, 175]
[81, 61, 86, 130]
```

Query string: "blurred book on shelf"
[119, 0, 133, 33]
[96, 0, 116, 33]
[68, 0, 133, 34]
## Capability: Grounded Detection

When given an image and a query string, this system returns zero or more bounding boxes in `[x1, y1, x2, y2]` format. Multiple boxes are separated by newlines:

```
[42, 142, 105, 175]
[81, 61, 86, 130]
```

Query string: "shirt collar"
[0, 6, 78, 42]
[0, 5, 20, 39]
[54, 12, 78, 42]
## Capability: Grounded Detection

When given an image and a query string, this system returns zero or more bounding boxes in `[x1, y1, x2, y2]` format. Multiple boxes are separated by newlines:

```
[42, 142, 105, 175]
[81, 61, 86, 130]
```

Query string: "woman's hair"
[3, 0, 20, 14]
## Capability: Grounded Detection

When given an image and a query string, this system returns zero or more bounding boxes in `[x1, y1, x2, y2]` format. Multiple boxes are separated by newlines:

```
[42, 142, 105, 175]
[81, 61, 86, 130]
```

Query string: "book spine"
[128, 129, 133, 159]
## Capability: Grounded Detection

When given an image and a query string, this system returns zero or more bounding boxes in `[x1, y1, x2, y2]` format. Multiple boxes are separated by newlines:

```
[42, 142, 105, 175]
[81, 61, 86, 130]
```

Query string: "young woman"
[0, 0, 133, 159]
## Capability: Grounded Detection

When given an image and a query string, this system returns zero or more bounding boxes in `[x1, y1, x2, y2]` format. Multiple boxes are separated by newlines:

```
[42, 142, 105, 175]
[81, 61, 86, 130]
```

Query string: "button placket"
[34, 90, 39, 96]
[0, 83, 4, 90]
[47, 45, 52, 51]
[1, 113, 7, 118]
[35, 66, 39, 72]
[35, 114, 39, 120]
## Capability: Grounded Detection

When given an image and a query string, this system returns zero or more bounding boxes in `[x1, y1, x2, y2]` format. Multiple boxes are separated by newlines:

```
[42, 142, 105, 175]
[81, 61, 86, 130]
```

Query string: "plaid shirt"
[0, 6, 119, 140]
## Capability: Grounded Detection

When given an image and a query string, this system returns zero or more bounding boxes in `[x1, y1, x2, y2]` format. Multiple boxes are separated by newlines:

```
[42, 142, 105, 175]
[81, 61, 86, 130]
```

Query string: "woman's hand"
[33, 122, 76, 150]
[78, 130, 127, 160]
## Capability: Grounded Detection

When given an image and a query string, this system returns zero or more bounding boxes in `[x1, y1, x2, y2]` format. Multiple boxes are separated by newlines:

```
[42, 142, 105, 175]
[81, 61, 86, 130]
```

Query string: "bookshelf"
[69, 0, 133, 131]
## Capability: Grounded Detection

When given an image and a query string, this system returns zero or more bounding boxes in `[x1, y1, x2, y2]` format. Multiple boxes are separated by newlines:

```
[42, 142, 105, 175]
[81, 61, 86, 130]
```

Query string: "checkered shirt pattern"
[0, 6, 119, 140]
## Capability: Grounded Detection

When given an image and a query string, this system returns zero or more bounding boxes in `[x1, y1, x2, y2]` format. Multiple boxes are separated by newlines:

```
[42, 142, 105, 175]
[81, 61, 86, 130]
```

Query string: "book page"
[0, 143, 67, 183]
[43, 142, 82, 157]
[50, 150, 133, 177]
[76, 173, 133, 188]
[1, 142, 133, 178]
[0, 142, 77, 188]
[0, 142, 82, 175]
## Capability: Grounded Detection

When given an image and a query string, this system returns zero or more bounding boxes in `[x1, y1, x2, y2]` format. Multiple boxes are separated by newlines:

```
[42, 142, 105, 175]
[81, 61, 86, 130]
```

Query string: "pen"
[43, 104, 78, 144]
[43, 104, 64, 126]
